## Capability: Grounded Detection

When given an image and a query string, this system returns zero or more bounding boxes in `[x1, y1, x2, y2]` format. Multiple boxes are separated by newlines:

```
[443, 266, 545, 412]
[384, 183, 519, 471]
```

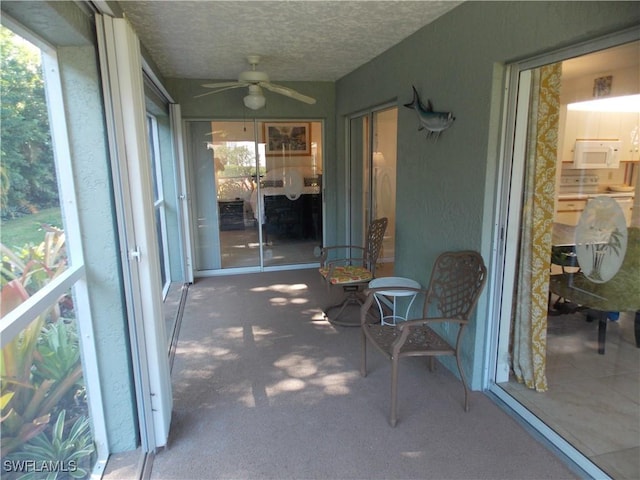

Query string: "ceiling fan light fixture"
[243, 92, 266, 110]
[244, 84, 266, 110]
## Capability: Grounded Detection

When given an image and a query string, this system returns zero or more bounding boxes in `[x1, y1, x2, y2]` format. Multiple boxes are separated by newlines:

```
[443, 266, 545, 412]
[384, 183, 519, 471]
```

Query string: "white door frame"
[95, 14, 172, 451]
[147, 113, 172, 297]
[170, 104, 194, 283]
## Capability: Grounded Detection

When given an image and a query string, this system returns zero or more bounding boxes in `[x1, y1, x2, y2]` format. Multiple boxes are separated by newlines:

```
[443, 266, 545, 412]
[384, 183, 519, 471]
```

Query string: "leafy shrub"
[4, 410, 94, 480]
[1, 227, 93, 478]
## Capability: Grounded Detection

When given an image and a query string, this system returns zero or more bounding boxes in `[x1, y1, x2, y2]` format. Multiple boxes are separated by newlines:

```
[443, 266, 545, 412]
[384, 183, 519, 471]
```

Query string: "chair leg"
[390, 355, 399, 427]
[324, 291, 362, 327]
[360, 330, 368, 377]
[455, 351, 470, 412]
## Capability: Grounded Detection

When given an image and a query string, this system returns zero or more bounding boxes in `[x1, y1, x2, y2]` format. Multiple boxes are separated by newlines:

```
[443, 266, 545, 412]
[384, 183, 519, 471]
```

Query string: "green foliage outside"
[1, 207, 63, 249]
[1, 26, 60, 220]
[1, 26, 94, 479]
[214, 143, 266, 178]
[1, 227, 95, 479]
[214, 143, 266, 201]
[6, 411, 95, 480]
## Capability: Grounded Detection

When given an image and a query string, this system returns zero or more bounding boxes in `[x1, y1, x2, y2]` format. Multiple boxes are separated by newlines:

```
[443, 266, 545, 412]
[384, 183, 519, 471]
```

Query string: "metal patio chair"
[319, 217, 388, 326]
[360, 250, 487, 426]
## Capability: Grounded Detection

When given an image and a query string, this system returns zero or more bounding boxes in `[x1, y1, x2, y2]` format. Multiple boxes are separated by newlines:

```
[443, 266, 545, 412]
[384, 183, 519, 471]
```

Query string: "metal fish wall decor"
[404, 86, 455, 140]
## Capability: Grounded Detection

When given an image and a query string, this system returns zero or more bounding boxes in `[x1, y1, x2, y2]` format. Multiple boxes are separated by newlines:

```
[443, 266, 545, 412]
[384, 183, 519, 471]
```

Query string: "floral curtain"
[512, 63, 562, 392]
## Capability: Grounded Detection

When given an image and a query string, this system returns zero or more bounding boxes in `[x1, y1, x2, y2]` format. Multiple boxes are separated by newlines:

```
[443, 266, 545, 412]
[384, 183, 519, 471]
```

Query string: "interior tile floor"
[501, 311, 640, 480]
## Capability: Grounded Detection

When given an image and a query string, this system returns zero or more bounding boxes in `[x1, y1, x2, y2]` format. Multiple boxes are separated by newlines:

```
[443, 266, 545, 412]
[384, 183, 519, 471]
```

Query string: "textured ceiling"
[119, 1, 463, 82]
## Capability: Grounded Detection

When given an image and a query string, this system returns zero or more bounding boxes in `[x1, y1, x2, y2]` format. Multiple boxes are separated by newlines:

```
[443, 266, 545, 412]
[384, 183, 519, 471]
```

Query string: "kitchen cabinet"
[560, 110, 597, 163]
[555, 196, 633, 226]
[555, 198, 588, 225]
[620, 112, 640, 161]
[598, 111, 623, 141]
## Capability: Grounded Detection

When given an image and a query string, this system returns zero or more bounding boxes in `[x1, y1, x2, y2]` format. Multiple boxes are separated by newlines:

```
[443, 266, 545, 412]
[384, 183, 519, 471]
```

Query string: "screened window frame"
[0, 16, 110, 475]
[147, 112, 172, 297]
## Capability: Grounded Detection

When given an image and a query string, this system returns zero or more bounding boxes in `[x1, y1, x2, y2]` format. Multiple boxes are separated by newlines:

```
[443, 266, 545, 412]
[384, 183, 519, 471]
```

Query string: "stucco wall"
[58, 43, 139, 455]
[335, 1, 640, 387]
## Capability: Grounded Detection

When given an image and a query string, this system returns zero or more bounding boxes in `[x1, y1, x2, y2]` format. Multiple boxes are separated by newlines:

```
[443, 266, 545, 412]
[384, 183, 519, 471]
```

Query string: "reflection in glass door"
[187, 120, 323, 273]
[349, 106, 397, 273]
[372, 108, 397, 265]
[211, 121, 262, 269]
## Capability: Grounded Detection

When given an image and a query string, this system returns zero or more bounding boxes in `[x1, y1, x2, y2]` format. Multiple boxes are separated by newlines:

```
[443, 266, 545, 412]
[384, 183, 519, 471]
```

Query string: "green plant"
[5, 410, 95, 480]
[33, 321, 80, 384]
[1, 26, 60, 220]
[1, 227, 87, 459]
[0, 224, 67, 295]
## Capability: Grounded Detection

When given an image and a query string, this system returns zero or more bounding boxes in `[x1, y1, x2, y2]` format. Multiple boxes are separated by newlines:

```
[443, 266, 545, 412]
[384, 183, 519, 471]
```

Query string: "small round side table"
[368, 276, 421, 325]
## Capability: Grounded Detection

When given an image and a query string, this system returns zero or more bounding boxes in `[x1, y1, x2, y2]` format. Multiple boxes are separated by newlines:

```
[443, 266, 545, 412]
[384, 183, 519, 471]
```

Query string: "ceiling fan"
[195, 55, 316, 110]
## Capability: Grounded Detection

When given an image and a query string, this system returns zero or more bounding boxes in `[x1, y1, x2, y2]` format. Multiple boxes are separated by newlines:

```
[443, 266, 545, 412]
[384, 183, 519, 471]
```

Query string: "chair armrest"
[320, 245, 365, 266]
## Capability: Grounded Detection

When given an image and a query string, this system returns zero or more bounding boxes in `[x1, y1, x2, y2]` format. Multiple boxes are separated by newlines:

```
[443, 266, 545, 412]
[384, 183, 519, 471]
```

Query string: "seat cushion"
[319, 265, 373, 285]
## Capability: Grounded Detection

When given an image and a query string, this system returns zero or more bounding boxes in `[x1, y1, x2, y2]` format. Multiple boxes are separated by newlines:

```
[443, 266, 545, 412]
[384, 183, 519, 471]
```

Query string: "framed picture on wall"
[264, 122, 311, 155]
[593, 75, 612, 97]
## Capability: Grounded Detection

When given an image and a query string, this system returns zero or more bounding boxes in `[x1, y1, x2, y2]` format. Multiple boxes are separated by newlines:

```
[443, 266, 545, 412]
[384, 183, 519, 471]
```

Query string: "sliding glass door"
[489, 37, 639, 479]
[187, 119, 323, 273]
[349, 106, 397, 272]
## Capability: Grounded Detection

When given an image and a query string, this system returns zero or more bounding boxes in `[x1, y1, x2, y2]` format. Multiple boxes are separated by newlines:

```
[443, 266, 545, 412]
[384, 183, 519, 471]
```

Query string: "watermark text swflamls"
[3, 460, 78, 474]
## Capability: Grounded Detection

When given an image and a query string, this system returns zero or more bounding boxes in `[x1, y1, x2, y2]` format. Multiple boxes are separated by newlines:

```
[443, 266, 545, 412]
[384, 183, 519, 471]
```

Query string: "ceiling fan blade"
[194, 84, 245, 98]
[201, 81, 244, 89]
[259, 82, 316, 104]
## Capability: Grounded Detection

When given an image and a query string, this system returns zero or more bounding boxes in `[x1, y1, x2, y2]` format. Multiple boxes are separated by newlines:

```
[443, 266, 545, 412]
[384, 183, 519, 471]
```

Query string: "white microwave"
[573, 140, 621, 169]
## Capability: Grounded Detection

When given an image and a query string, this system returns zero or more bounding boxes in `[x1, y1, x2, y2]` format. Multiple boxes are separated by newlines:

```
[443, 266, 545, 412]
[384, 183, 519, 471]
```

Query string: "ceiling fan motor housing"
[239, 70, 269, 84]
